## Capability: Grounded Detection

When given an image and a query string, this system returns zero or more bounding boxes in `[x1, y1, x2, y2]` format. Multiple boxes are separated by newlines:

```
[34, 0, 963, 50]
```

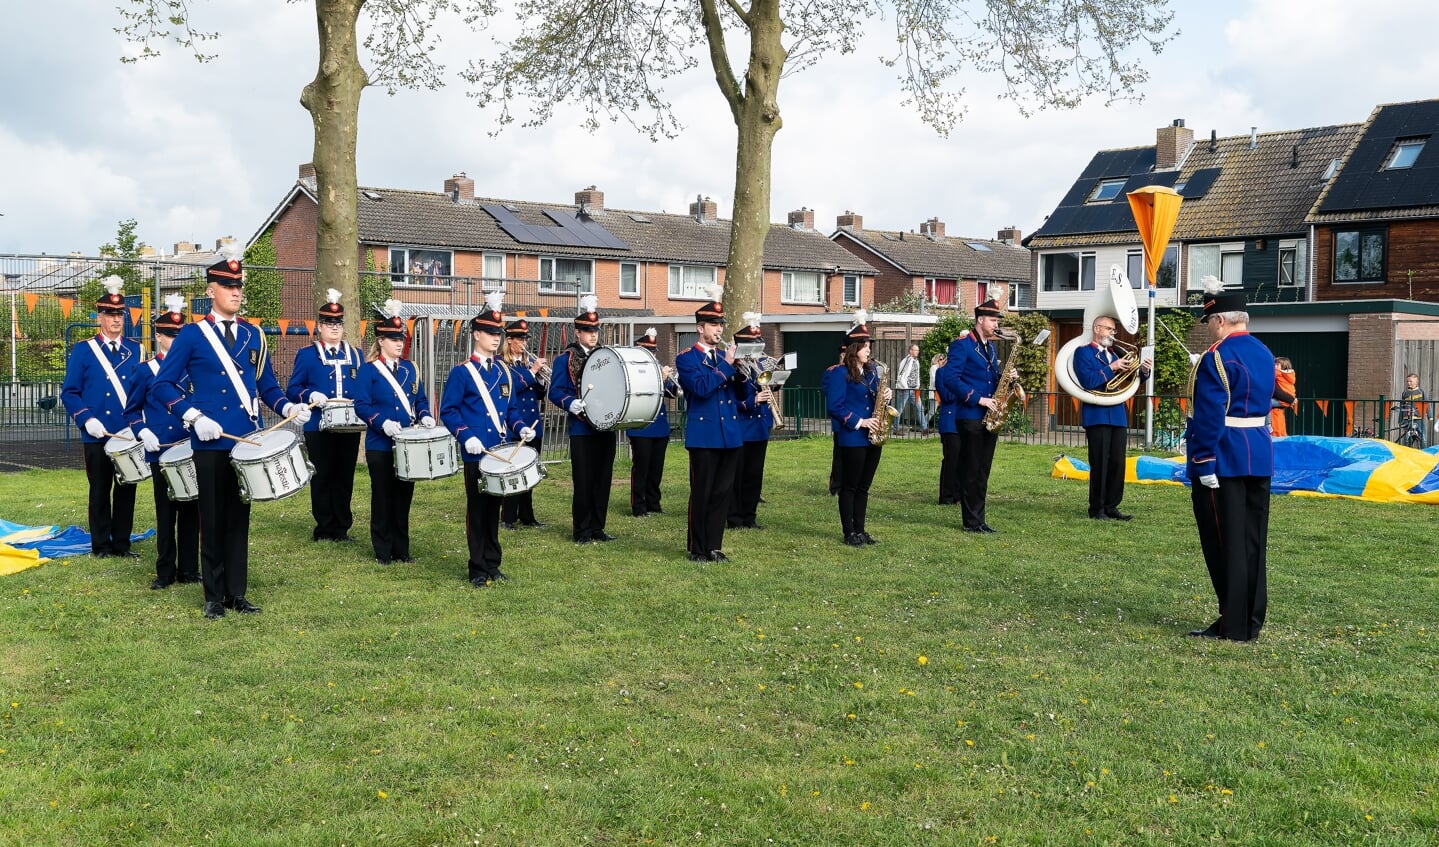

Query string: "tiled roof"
[1310, 99, 1439, 223]
[832, 228, 1031, 281]
[352, 187, 876, 276]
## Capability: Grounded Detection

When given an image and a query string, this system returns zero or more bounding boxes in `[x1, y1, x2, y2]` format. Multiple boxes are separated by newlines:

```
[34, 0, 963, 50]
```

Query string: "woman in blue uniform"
[500, 317, 547, 529]
[628, 327, 679, 517]
[822, 313, 888, 547]
[728, 316, 774, 530]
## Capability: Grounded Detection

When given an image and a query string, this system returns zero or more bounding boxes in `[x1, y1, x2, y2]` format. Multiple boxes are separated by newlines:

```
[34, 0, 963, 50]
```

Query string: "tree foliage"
[242, 229, 284, 327]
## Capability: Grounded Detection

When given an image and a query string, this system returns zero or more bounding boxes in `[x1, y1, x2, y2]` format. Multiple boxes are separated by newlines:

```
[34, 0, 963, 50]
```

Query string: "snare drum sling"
[354, 356, 433, 564]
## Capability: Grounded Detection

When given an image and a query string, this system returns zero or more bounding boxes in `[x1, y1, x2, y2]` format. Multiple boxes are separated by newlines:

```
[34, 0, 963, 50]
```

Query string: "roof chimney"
[919, 217, 946, 239]
[1155, 119, 1194, 169]
[1209, 130, 1217, 153]
[690, 194, 718, 223]
[787, 207, 815, 230]
[298, 162, 316, 182]
[444, 172, 475, 204]
[1249, 127, 1258, 150]
[835, 210, 863, 233]
[173, 241, 198, 256]
[575, 185, 604, 212]
[997, 225, 1022, 244]
[1291, 144, 1300, 169]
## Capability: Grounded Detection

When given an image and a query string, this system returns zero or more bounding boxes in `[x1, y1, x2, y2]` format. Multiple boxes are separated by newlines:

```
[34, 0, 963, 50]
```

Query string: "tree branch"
[699, 0, 744, 119]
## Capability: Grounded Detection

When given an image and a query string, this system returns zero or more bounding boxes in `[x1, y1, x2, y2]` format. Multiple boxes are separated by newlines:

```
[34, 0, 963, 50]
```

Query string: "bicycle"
[1386, 411, 1428, 449]
[1153, 428, 1184, 453]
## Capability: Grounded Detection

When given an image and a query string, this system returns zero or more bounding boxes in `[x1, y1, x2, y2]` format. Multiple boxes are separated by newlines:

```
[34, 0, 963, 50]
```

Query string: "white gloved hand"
[568, 399, 586, 416]
[84, 418, 106, 439]
[137, 427, 161, 453]
[1198, 473, 1219, 489]
[464, 436, 484, 456]
[193, 415, 223, 442]
[283, 402, 313, 424]
[419, 415, 435, 428]
[519, 426, 536, 443]
[382, 420, 403, 438]
[308, 391, 328, 405]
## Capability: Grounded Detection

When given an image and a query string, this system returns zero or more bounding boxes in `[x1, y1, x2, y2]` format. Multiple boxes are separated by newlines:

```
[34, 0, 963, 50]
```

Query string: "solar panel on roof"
[966, 242, 992, 251]
[628, 214, 652, 223]
[1320, 101, 1439, 213]
[483, 204, 630, 250]
[1180, 168, 1220, 199]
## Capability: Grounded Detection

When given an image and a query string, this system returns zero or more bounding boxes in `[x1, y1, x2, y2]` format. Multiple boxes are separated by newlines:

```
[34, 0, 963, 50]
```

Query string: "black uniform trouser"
[629, 435, 668, 516]
[957, 419, 998, 530]
[82, 441, 137, 556]
[305, 430, 361, 539]
[828, 439, 840, 495]
[367, 450, 415, 563]
[463, 461, 503, 580]
[570, 432, 617, 541]
[938, 432, 961, 505]
[501, 436, 542, 525]
[194, 448, 251, 603]
[1085, 424, 1127, 516]
[1191, 476, 1270, 641]
[837, 443, 883, 537]
[728, 439, 768, 526]
[149, 460, 198, 583]
[687, 446, 740, 556]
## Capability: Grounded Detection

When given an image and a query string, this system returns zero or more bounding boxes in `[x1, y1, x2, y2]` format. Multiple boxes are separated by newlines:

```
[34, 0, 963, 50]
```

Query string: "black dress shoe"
[520, 521, 547, 528]
[594, 531, 617, 542]
[687, 552, 709, 563]
[470, 576, 492, 588]
[398, 556, 416, 564]
[979, 523, 998, 533]
[632, 511, 650, 518]
[502, 521, 517, 530]
[962, 525, 985, 533]
[150, 578, 173, 590]
[727, 521, 744, 529]
[709, 550, 731, 562]
[177, 573, 201, 584]
[113, 551, 140, 560]
[203, 601, 225, 619]
[1187, 620, 1222, 638]
[859, 532, 878, 545]
[844, 533, 866, 547]
[490, 569, 509, 581]
[225, 596, 261, 614]
[377, 558, 393, 566]
[1105, 510, 1134, 521]
[746, 522, 764, 530]
[1089, 512, 1112, 521]
[650, 507, 664, 514]
[574, 536, 594, 545]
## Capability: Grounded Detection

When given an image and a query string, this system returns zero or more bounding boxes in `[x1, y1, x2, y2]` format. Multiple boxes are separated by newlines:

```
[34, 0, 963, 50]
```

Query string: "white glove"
[137, 427, 161, 453]
[84, 418, 106, 439]
[464, 436, 484, 456]
[419, 415, 435, 428]
[519, 426, 536, 443]
[308, 391, 328, 405]
[193, 415, 223, 442]
[283, 402, 313, 424]
[382, 420, 403, 438]
[1198, 473, 1219, 489]
[568, 399, 586, 416]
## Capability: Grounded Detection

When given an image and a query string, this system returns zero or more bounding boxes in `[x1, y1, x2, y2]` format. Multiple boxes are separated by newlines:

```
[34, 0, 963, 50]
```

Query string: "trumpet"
[520, 351, 551, 385]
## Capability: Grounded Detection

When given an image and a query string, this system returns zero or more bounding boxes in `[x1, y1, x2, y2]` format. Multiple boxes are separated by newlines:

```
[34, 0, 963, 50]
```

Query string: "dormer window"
[1384, 138, 1426, 170]
[1088, 179, 1125, 202]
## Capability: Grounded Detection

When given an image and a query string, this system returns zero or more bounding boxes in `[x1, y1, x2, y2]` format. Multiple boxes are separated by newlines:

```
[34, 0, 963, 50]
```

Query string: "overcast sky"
[3, 0, 1439, 257]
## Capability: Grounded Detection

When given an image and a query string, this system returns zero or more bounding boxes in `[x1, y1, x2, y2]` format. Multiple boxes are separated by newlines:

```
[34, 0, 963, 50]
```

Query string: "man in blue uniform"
[500, 317, 547, 530]
[940, 299, 1012, 533]
[61, 276, 142, 559]
[1185, 279, 1275, 642]
[548, 294, 617, 544]
[440, 292, 534, 587]
[728, 315, 774, 531]
[628, 328, 679, 518]
[676, 297, 746, 562]
[125, 295, 199, 588]
[934, 332, 967, 505]
[152, 246, 313, 619]
[1074, 315, 1151, 520]
[287, 288, 364, 541]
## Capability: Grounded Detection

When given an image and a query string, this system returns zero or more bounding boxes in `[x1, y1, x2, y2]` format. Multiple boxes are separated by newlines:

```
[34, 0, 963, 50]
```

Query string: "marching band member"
[822, 312, 887, 546]
[124, 295, 199, 588]
[940, 299, 1011, 533]
[1186, 278, 1275, 642]
[676, 295, 746, 562]
[153, 244, 313, 619]
[500, 317, 547, 530]
[728, 314, 773, 531]
[286, 288, 364, 542]
[61, 276, 142, 559]
[548, 294, 617, 544]
[628, 328, 678, 518]
[440, 292, 534, 587]
[354, 300, 433, 566]
[935, 344, 962, 506]
[1075, 315, 1151, 521]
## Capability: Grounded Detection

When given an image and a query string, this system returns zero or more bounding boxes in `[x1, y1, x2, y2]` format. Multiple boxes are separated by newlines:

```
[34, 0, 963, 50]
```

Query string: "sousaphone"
[1054, 266, 1143, 407]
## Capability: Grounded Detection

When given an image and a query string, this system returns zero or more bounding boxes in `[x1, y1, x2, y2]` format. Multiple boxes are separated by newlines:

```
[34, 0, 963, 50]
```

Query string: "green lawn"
[1, 439, 1435, 846]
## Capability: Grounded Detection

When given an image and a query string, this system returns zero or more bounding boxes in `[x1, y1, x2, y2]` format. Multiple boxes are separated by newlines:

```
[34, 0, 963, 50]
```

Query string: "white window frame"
[667, 264, 717, 300]
[1219, 242, 1244, 287]
[539, 257, 595, 294]
[619, 262, 640, 298]
[842, 274, 860, 306]
[1277, 239, 1301, 287]
[481, 253, 506, 292]
[781, 270, 824, 305]
[1126, 250, 1145, 288]
[1088, 179, 1125, 202]
[388, 246, 454, 288]
[1385, 139, 1426, 170]
[1080, 252, 1097, 291]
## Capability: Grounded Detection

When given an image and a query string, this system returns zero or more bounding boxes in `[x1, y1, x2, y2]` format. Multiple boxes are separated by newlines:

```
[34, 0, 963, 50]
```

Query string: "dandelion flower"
[377, 790, 389, 799]
[917, 655, 928, 666]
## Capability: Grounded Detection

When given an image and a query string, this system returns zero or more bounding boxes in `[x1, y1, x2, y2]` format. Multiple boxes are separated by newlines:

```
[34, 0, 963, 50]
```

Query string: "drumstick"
[261, 410, 302, 435]
[220, 432, 263, 447]
[103, 430, 134, 440]
[505, 420, 541, 460]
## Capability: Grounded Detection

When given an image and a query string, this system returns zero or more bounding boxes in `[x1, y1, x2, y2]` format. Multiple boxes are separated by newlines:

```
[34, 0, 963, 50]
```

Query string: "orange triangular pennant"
[130, 307, 143, 324]
[405, 318, 416, 337]
[1177, 397, 1188, 414]
[1151, 396, 1161, 412]
[23, 292, 38, 312]
[304, 320, 316, 336]
[539, 308, 549, 318]
[59, 298, 74, 319]
[452, 321, 463, 342]
[278, 319, 289, 335]
[1315, 399, 1329, 416]
[359, 320, 368, 338]
[192, 313, 204, 322]
[1344, 401, 1355, 434]
[1071, 396, 1080, 414]
[1047, 393, 1056, 414]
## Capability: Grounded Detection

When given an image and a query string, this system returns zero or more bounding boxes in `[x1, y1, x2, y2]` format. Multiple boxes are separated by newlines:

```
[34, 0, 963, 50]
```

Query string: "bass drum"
[579, 345, 662, 431]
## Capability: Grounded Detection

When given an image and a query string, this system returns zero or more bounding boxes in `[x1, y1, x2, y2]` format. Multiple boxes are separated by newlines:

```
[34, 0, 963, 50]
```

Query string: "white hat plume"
[578, 293, 598, 315]
[219, 241, 244, 263]
[485, 290, 506, 315]
[1201, 275, 1224, 295]
[741, 311, 761, 329]
[101, 275, 124, 297]
[163, 294, 185, 315]
[325, 288, 342, 305]
[381, 298, 404, 319]
[645, 327, 657, 341]
[850, 308, 868, 329]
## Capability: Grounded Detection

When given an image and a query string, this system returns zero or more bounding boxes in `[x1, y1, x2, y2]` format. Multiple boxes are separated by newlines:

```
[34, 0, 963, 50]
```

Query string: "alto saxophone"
[869, 361, 899, 445]
[982, 330, 1026, 433]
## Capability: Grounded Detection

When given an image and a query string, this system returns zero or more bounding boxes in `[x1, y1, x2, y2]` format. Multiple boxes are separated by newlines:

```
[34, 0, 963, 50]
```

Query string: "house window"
[1126, 251, 1144, 288]
[1384, 138, 1426, 170]
[1220, 245, 1244, 287]
[1079, 253, 1096, 291]
[1088, 179, 1125, 202]
[619, 262, 640, 297]
[781, 270, 823, 304]
[539, 257, 594, 294]
[388, 247, 452, 287]
[667, 264, 716, 299]
[482, 253, 506, 291]
[842, 275, 860, 306]
[1007, 283, 1026, 309]
[1334, 228, 1386, 282]
[927, 278, 957, 305]
[1278, 240, 1302, 287]
[1156, 244, 1178, 289]
[1040, 252, 1094, 292]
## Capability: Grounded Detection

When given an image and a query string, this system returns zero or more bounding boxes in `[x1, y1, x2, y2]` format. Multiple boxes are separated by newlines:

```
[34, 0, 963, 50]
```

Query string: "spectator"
[1270, 357, 1296, 437]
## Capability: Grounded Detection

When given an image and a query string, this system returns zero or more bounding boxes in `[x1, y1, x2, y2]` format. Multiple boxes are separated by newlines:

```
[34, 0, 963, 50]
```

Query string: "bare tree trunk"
[300, 0, 367, 342]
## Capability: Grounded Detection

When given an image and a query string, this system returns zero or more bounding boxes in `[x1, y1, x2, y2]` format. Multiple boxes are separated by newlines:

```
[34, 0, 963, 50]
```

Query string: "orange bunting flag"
[359, 320, 368, 338]
[1151, 396, 1161, 412]
[303, 320, 316, 336]
[452, 320, 464, 342]
[1382, 400, 1392, 422]
[539, 308, 550, 318]
[130, 307, 143, 324]
[59, 298, 74, 319]
[1343, 401, 1355, 434]
[192, 313, 204, 322]
[1047, 393, 1056, 414]
[23, 293, 38, 312]
[278, 319, 290, 336]
[1177, 397, 1188, 414]
[1071, 396, 1080, 415]
[1315, 399, 1329, 416]
[405, 318, 416, 337]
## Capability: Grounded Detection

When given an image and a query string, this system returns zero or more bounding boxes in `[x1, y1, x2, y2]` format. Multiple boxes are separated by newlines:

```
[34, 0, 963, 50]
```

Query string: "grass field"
[1, 438, 1435, 846]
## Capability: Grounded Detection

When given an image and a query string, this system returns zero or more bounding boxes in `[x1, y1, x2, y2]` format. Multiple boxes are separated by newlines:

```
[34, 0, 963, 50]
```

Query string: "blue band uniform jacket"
[440, 358, 527, 456]
[152, 317, 289, 451]
[736, 374, 775, 443]
[125, 355, 191, 463]
[676, 345, 745, 449]
[506, 359, 546, 443]
[548, 347, 608, 437]
[1185, 331, 1275, 479]
[1073, 342, 1129, 428]
[627, 373, 679, 439]
[287, 342, 363, 433]
[823, 363, 882, 448]
[941, 333, 1000, 421]
[61, 335, 143, 443]
[354, 358, 432, 453]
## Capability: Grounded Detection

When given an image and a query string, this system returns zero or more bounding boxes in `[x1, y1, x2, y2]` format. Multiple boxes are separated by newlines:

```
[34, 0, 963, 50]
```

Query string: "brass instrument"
[869, 360, 899, 445]
[982, 330, 1027, 433]
[1055, 266, 1144, 407]
[528, 352, 552, 387]
[1100, 338, 1144, 394]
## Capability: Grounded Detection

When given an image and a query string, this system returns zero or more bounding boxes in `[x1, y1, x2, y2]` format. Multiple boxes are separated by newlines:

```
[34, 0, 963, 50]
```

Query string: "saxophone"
[982, 330, 1026, 433]
[869, 361, 899, 445]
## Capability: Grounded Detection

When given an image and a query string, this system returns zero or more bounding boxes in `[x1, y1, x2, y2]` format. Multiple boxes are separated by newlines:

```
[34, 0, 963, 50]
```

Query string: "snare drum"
[158, 443, 199, 502]
[580, 345, 662, 431]
[392, 425, 460, 481]
[104, 431, 151, 485]
[318, 399, 366, 432]
[478, 442, 545, 496]
[230, 430, 313, 503]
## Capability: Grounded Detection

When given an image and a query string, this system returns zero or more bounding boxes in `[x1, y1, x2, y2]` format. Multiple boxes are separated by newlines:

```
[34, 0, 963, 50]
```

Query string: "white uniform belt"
[1225, 415, 1267, 428]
